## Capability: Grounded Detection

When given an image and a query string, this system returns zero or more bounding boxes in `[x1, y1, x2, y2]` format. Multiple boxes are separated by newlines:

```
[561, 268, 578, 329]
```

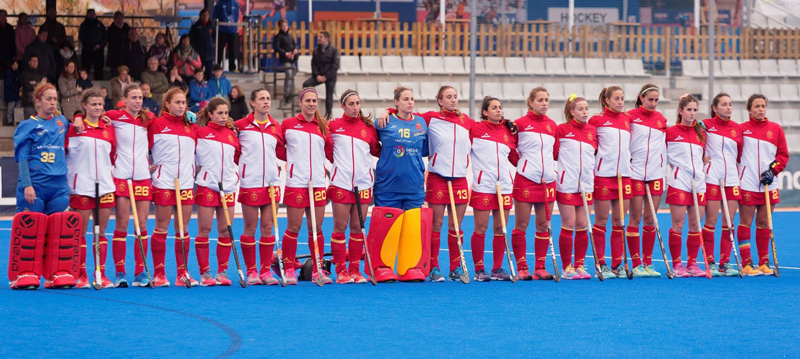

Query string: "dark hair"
[277, 19, 288, 28]
[436, 85, 461, 117]
[710, 92, 731, 119]
[677, 94, 704, 143]
[339, 90, 374, 128]
[37, 27, 48, 36]
[746, 94, 768, 110]
[298, 87, 328, 136]
[199, 8, 209, 17]
[114, 11, 124, 18]
[231, 85, 244, 99]
[320, 31, 330, 39]
[213, 64, 223, 72]
[481, 96, 517, 134]
[197, 97, 235, 130]
[527, 87, 548, 113]
[60, 60, 78, 79]
[599, 85, 624, 112]
[28, 54, 38, 62]
[635, 84, 659, 108]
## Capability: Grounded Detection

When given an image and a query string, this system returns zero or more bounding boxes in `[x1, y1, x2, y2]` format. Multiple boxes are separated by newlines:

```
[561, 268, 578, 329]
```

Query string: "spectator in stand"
[21, 55, 45, 118]
[147, 33, 171, 73]
[55, 40, 81, 76]
[101, 87, 113, 111]
[77, 69, 93, 90]
[15, 13, 35, 62]
[141, 57, 169, 103]
[272, 19, 299, 103]
[190, 8, 215, 80]
[212, 0, 240, 72]
[168, 64, 188, 93]
[4, 60, 21, 125]
[228, 84, 248, 120]
[173, 34, 202, 83]
[110, 65, 132, 105]
[302, 31, 339, 118]
[40, 6, 67, 54]
[188, 69, 212, 112]
[23, 28, 57, 83]
[141, 83, 161, 115]
[107, 11, 131, 78]
[58, 60, 82, 120]
[208, 64, 231, 98]
[79, 9, 108, 80]
[120, 28, 148, 81]
[0, 10, 15, 74]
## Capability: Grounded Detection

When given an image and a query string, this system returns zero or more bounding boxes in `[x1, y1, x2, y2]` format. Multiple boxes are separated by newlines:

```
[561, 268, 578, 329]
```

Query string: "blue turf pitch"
[1, 212, 799, 358]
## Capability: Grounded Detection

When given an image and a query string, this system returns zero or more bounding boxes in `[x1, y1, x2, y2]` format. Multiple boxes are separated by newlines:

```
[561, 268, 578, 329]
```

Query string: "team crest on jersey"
[103, 130, 109, 139]
[361, 129, 367, 138]
[602, 187, 609, 196]
[228, 134, 234, 142]
[503, 134, 508, 142]
[271, 126, 277, 133]
[207, 193, 214, 202]
[546, 124, 552, 133]
[636, 183, 643, 192]
[565, 193, 572, 200]
[767, 130, 773, 139]
[657, 121, 662, 128]
[185, 126, 191, 133]
[587, 133, 593, 141]
[296, 195, 304, 204]
[56, 120, 63, 127]
[522, 189, 530, 198]
[710, 187, 718, 196]
[731, 130, 737, 137]
[416, 123, 422, 130]
[679, 192, 685, 201]
[251, 192, 258, 201]
[624, 121, 629, 129]
[744, 193, 751, 201]
[436, 191, 444, 200]
[336, 190, 343, 199]
[482, 197, 490, 206]
[118, 183, 126, 192]
[164, 191, 171, 199]
[82, 197, 88, 205]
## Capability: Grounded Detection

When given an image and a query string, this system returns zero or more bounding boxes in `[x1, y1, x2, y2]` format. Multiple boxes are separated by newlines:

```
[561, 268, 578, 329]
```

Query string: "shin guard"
[366, 207, 404, 281]
[8, 212, 48, 289]
[42, 212, 82, 288]
[397, 208, 432, 281]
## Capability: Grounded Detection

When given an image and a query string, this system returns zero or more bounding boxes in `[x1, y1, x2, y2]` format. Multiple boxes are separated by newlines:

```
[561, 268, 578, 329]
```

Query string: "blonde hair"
[162, 87, 191, 127]
[527, 87, 548, 112]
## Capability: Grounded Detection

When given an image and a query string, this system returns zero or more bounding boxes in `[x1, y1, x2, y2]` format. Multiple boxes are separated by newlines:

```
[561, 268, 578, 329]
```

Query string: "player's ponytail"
[123, 83, 153, 125]
[340, 89, 373, 128]
[299, 87, 327, 136]
[599, 85, 623, 113]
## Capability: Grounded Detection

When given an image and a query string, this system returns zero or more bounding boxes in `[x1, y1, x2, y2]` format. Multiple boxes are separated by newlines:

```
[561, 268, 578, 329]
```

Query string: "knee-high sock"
[669, 229, 682, 266]
[756, 227, 770, 265]
[558, 228, 574, 270]
[471, 233, 486, 271]
[151, 230, 167, 276]
[511, 229, 528, 270]
[719, 228, 733, 265]
[240, 235, 257, 272]
[534, 231, 549, 269]
[216, 236, 232, 272]
[96, 236, 109, 273]
[175, 232, 191, 275]
[112, 230, 127, 273]
[259, 236, 275, 274]
[447, 230, 462, 271]
[308, 232, 325, 273]
[627, 225, 641, 267]
[430, 231, 441, 268]
[702, 225, 716, 263]
[686, 231, 701, 266]
[642, 226, 656, 266]
[610, 226, 624, 268]
[348, 233, 365, 273]
[574, 229, 589, 268]
[491, 234, 505, 271]
[592, 225, 607, 265]
[283, 230, 299, 268]
[195, 236, 210, 274]
[331, 232, 347, 274]
[79, 236, 87, 277]
[737, 225, 752, 266]
[133, 231, 149, 275]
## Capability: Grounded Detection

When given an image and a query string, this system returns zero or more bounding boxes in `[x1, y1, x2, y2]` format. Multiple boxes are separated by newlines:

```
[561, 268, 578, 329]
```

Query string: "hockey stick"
[718, 179, 743, 278]
[91, 180, 103, 290]
[764, 184, 780, 277]
[446, 181, 470, 284]
[690, 179, 712, 279]
[543, 184, 560, 282]
[174, 178, 191, 288]
[353, 186, 377, 285]
[219, 182, 246, 288]
[495, 183, 516, 282]
[645, 184, 674, 279]
[269, 183, 287, 287]
[127, 179, 154, 288]
[580, 183, 603, 281]
[616, 173, 633, 280]
[307, 181, 325, 287]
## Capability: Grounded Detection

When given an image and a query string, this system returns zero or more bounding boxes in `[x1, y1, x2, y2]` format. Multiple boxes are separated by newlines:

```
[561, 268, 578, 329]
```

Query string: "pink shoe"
[686, 263, 707, 277]
[335, 270, 354, 284]
[260, 271, 279, 285]
[575, 266, 592, 280]
[246, 270, 262, 285]
[313, 270, 333, 284]
[672, 262, 690, 278]
[199, 271, 217, 287]
[284, 268, 298, 285]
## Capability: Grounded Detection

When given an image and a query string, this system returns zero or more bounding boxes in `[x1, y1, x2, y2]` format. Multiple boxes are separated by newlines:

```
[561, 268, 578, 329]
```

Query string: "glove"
[697, 120, 708, 132]
[504, 119, 518, 135]
[760, 160, 779, 185]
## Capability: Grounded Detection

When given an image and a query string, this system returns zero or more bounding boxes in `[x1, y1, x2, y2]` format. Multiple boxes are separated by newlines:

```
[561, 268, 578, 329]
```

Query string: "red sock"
[719, 228, 732, 265]
[151, 231, 167, 276]
[592, 225, 607, 265]
[331, 232, 347, 274]
[98, 236, 108, 273]
[430, 231, 441, 268]
[112, 230, 127, 273]
[175, 233, 191, 276]
[259, 236, 275, 274]
[134, 231, 148, 275]
[79, 236, 87, 277]
[240, 235, 257, 272]
[195, 236, 210, 274]
[491, 234, 505, 271]
[348, 233, 364, 273]
[511, 229, 528, 270]
[448, 230, 461, 271]
[702, 225, 716, 263]
[610, 226, 624, 268]
[737, 225, 752, 266]
[534, 231, 549, 269]
[558, 228, 574, 270]
[308, 232, 325, 273]
[471, 233, 486, 271]
[686, 231, 701, 266]
[669, 229, 682, 266]
[642, 226, 656, 266]
[756, 227, 770, 265]
[627, 225, 641, 267]
[283, 230, 299, 268]
[574, 229, 589, 268]
[216, 237, 232, 272]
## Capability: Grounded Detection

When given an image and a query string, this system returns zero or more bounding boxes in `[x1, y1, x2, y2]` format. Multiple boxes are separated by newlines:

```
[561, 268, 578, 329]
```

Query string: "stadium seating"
[565, 58, 589, 77]
[357, 82, 381, 101]
[483, 57, 506, 76]
[444, 56, 468, 75]
[298, 56, 312, 74]
[337, 81, 356, 97]
[604, 58, 627, 76]
[419, 81, 441, 99]
[402, 56, 427, 75]
[544, 82, 567, 101]
[423, 56, 447, 75]
[624, 58, 649, 77]
[482, 83, 503, 101]
[778, 59, 799, 77]
[583, 83, 604, 101]
[526, 57, 548, 75]
[779, 84, 800, 102]
[505, 57, 528, 76]
[584, 58, 609, 77]
[473, 57, 489, 75]
[760, 83, 782, 102]
[739, 84, 760, 101]
[377, 81, 396, 100]
[360, 56, 383, 75]
[758, 59, 782, 77]
[502, 82, 526, 101]
[720, 59, 744, 78]
[398, 82, 420, 98]
[503, 107, 523, 120]
[382, 56, 406, 75]
[682, 59, 705, 77]
[739, 60, 763, 78]
[339, 56, 362, 75]
[781, 109, 800, 127]
[460, 81, 482, 98]
[545, 57, 568, 76]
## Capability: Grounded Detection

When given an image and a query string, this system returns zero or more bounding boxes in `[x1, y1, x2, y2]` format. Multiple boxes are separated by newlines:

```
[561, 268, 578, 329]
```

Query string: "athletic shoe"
[708, 263, 721, 277]
[428, 266, 445, 282]
[132, 273, 151, 287]
[100, 275, 115, 289]
[200, 271, 217, 287]
[686, 263, 707, 277]
[247, 270, 262, 285]
[672, 262, 690, 278]
[532, 268, 554, 280]
[740, 263, 763, 276]
[644, 264, 662, 278]
[399, 267, 426, 282]
[260, 272, 279, 285]
[335, 271, 355, 284]
[517, 268, 533, 281]
[350, 271, 368, 284]
[490, 268, 512, 281]
[114, 272, 129, 288]
[215, 272, 232, 286]
[317, 270, 333, 284]
[719, 263, 740, 277]
[474, 269, 491, 282]
[153, 274, 170, 287]
[448, 267, 466, 282]
[574, 266, 592, 279]
[560, 265, 580, 280]
[631, 265, 649, 278]
[10, 273, 40, 290]
[758, 263, 774, 276]
[284, 268, 298, 285]
[176, 273, 199, 287]
[75, 275, 91, 289]
[597, 265, 616, 279]
[374, 266, 398, 283]
[43, 273, 76, 289]
[612, 265, 628, 279]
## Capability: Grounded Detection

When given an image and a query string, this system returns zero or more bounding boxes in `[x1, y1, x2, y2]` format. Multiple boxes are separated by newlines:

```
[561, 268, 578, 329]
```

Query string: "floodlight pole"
[468, 0, 477, 118]
[708, 0, 716, 100]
